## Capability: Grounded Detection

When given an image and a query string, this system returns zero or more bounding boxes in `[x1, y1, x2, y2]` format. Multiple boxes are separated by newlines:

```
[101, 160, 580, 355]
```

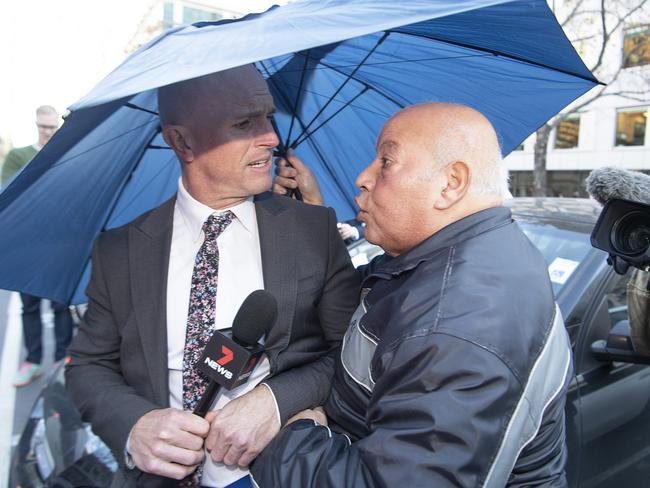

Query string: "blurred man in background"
[4, 105, 75, 387]
[1, 105, 59, 185]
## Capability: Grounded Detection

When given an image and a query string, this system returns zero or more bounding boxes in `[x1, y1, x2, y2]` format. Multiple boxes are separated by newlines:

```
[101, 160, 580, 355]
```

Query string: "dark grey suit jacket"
[65, 192, 359, 477]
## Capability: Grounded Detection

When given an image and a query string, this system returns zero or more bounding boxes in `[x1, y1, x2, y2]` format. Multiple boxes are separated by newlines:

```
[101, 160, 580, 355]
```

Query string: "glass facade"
[183, 6, 223, 24]
[554, 115, 580, 149]
[163, 2, 174, 29]
[616, 108, 647, 146]
[623, 25, 650, 68]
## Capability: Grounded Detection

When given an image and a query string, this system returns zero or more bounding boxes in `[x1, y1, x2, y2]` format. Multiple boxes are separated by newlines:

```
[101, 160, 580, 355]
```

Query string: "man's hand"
[338, 223, 357, 241]
[286, 406, 328, 426]
[204, 385, 281, 467]
[128, 408, 210, 479]
[273, 149, 324, 205]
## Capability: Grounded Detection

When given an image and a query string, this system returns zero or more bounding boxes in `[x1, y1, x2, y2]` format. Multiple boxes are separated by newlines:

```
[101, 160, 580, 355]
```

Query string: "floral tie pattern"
[181, 211, 234, 487]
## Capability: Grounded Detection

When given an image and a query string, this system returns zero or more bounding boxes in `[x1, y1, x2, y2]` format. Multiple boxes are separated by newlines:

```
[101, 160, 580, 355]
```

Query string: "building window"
[183, 6, 222, 24]
[554, 115, 580, 149]
[623, 25, 650, 68]
[163, 2, 175, 29]
[616, 108, 647, 146]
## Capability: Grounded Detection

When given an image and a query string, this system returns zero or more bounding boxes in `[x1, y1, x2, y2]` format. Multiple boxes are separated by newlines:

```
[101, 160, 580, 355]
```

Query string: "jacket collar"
[373, 206, 513, 278]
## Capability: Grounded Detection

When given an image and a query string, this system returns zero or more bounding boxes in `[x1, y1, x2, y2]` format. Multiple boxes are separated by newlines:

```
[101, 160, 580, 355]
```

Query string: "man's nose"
[355, 160, 378, 191]
[258, 118, 280, 148]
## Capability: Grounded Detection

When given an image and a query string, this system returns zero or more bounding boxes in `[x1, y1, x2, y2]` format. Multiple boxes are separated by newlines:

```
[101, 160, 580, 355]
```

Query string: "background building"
[126, 0, 252, 53]
[505, 2, 650, 197]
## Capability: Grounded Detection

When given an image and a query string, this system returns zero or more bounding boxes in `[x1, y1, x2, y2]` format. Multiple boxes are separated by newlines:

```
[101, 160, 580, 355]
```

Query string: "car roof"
[505, 197, 602, 229]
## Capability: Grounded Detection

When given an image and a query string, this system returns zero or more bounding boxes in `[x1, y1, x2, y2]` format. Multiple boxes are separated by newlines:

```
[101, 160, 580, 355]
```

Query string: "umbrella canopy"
[0, 0, 598, 304]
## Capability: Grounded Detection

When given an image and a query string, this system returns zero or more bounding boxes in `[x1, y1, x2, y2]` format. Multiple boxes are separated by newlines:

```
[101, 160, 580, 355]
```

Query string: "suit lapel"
[255, 193, 297, 354]
[129, 198, 175, 406]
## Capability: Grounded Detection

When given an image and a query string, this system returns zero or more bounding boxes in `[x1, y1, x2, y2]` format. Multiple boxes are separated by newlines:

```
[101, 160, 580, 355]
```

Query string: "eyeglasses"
[37, 124, 58, 130]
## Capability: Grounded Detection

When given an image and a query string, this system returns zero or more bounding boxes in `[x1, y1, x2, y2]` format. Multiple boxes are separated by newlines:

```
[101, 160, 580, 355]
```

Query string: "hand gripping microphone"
[136, 291, 278, 487]
[193, 290, 278, 417]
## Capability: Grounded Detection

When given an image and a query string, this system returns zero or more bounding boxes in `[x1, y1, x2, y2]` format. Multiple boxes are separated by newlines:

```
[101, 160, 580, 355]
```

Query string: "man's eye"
[381, 158, 391, 169]
[234, 120, 251, 129]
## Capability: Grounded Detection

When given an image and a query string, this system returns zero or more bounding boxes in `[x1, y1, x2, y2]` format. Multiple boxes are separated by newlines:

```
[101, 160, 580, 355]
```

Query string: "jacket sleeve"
[251, 332, 524, 487]
[262, 207, 360, 423]
[65, 236, 159, 465]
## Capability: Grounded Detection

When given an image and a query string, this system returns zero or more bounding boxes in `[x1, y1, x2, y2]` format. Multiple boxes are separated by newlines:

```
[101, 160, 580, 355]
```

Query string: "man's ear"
[433, 161, 470, 210]
[162, 125, 195, 162]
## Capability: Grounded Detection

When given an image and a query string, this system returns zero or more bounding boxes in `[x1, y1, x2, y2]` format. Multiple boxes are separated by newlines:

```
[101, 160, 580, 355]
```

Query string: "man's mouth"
[247, 158, 270, 169]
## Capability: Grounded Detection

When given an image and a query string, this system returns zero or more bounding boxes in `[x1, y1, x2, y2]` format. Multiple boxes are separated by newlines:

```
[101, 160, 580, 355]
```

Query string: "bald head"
[387, 103, 505, 197]
[157, 64, 278, 210]
[158, 64, 269, 132]
[356, 102, 506, 255]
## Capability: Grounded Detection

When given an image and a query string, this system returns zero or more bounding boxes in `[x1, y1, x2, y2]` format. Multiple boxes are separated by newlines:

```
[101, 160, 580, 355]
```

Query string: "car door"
[573, 266, 650, 488]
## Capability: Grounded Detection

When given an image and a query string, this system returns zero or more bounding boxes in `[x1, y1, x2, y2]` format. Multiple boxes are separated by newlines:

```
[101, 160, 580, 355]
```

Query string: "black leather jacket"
[252, 207, 572, 487]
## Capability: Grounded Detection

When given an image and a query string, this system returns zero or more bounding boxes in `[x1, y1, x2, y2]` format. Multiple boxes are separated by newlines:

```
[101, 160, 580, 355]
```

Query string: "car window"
[514, 220, 593, 296]
[348, 239, 383, 268]
[347, 218, 594, 297]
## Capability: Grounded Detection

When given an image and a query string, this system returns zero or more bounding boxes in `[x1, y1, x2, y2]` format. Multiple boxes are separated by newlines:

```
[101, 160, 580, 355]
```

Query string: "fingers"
[274, 159, 298, 177]
[285, 407, 328, 426]
[206, 430, 259, 467]
[138, 458, 198, 480]
[204, 386, 280, 467]
[286, 148, 307, 171]
[152, 443, 205, 467]
[167, 428, 207, 451]
[129, 408, 210, 476]
[177, 412, 211, 437]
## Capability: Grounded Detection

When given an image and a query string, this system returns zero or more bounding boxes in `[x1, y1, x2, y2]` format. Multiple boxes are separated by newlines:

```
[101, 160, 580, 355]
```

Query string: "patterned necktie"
[181, 211, 234, 487]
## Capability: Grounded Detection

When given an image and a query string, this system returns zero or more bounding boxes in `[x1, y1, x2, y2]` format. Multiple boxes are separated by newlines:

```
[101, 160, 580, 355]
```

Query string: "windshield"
[347, 218, 594, 297]
[515, 220, 593, 295]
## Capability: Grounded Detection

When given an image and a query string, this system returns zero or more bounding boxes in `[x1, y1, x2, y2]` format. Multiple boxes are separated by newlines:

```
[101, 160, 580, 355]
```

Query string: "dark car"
[11, 198, 650, 487]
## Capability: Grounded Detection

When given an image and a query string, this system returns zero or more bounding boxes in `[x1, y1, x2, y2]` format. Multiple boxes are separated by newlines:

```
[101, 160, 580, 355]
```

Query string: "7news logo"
[204, 345, 234, 379]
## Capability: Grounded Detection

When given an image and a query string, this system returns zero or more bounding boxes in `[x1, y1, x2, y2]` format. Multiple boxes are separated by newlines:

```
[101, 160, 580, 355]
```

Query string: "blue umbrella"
[0, 0, 598, 304]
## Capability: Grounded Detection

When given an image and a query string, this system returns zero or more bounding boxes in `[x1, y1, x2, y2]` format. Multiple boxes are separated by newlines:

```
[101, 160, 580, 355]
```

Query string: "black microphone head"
[586, 166, 650, 206]
[232, 290, 278, 347]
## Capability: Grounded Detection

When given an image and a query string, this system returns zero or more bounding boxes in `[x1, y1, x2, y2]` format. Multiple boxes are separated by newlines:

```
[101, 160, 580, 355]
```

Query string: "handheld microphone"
[585, 166, 650, 206]
[136, 290, 278, 487]
[193, 290, 278, 417]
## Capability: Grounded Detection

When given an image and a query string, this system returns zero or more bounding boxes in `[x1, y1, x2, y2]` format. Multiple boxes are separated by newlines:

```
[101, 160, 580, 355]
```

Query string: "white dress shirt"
[166, 179, 270, 487]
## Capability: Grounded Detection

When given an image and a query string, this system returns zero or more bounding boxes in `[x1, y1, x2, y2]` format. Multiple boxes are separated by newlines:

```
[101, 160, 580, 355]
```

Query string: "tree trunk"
[533, 124, 552, 197]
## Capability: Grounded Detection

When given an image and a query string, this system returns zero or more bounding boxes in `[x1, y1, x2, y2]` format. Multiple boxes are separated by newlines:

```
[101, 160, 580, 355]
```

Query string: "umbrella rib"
[292, 86, 369, 149]
[272, 53, 493, 72]
[259, 60, 313, 149]
[285, 49, 311, 149]
[110, 152, 178, 223]
[50, 120, 159, 169]
[99, 127, 162, 234]
[389, 29, 601, 84]
[292, 31, 389, 144]
[259, 60, 357, 214]
[125, 102, 160, 116]
[285, 54, 406, 130]
[69, 124, 163, 303]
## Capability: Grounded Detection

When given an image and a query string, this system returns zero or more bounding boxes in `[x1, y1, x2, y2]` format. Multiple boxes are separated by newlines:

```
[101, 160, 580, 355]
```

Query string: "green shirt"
[1, 145, 38, 185]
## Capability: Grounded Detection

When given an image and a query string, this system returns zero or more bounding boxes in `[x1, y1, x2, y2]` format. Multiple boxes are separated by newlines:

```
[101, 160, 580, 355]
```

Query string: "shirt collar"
[176, 178, 256, 242]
